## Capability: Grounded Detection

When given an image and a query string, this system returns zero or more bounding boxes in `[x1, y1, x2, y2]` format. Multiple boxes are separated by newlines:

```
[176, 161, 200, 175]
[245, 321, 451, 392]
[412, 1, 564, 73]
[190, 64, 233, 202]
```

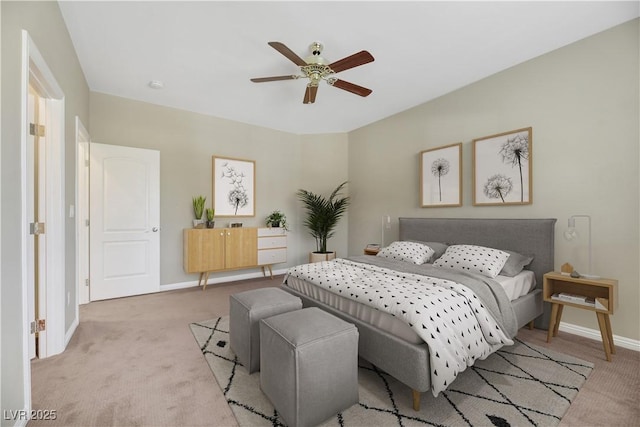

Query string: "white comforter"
[285, 259, 514, 396]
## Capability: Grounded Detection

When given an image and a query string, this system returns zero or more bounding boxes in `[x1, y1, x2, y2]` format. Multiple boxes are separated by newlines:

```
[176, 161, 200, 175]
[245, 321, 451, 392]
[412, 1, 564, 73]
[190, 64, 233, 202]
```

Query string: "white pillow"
[433, 244, 510, 278]
[376, 241, 435, 265]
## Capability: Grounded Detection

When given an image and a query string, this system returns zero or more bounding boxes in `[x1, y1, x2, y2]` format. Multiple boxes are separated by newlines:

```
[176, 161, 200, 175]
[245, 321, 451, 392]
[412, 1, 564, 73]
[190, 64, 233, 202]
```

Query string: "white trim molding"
[65, 316, 79, 347]
[559, 321, 640, 352]
[160, 268, 289, 292]
[20, 29, 67, 416]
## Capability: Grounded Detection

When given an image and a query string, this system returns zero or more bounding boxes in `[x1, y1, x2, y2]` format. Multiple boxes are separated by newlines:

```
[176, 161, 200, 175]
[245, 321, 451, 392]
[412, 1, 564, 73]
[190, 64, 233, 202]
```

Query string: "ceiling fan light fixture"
[304, 41, 327, 65]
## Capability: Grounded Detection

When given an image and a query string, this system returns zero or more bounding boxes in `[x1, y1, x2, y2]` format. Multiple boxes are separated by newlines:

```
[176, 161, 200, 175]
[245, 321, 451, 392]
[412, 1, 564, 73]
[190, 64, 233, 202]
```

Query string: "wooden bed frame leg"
[528, 320, 534, 330]
[412, 389, 421, 411]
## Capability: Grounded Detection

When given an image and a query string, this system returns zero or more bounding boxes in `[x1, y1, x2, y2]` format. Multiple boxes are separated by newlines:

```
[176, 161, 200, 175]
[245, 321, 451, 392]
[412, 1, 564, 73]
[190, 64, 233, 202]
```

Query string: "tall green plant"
[296, 181, 350, 253]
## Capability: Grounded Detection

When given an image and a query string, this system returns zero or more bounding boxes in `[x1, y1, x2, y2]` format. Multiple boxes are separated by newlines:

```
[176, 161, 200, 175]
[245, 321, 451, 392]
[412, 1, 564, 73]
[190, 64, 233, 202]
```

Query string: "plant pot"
[193, 219, 205, 229]
[309, 251, 336, 263]
[206, 220, 215, 229]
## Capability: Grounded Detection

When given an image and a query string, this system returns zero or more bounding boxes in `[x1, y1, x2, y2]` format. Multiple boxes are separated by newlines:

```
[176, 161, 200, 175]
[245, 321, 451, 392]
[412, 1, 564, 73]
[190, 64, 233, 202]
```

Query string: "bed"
[281, 217, 556, 410]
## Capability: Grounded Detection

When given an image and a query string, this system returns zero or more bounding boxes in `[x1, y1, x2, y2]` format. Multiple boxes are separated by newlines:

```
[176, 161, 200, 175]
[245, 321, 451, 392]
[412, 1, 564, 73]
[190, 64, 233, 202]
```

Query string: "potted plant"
[296, 181, 350, 263]
[205, 208, 215, 228]
[192, 196, 206, 228]
[265, 210, 289, 231]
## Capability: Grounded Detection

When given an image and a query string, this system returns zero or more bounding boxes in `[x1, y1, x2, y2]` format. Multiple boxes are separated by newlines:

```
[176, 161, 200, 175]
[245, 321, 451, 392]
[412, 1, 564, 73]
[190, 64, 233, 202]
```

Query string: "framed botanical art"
[472, 127, 532, 206]
[420, 142, 462, 207]
[212, 156, 255, 217]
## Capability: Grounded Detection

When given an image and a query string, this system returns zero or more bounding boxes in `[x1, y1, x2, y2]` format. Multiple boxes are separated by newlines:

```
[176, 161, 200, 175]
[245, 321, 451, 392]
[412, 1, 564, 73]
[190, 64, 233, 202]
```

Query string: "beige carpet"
[29, 276, 639, 426]
[191, 316, 593, 426]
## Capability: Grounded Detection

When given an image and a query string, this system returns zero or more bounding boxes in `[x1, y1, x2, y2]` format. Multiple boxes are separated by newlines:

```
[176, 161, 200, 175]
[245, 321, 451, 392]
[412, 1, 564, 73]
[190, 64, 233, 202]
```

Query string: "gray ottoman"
[229, 288, 302, 374]
[260, 307, 359, 427]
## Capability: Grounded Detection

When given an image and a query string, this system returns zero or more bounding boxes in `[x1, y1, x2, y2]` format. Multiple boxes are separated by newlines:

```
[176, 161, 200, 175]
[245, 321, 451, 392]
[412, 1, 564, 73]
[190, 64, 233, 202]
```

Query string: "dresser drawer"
[258, 227, 285, 237]
[258, 248, 287, 265]
[258, 236, 286, 249]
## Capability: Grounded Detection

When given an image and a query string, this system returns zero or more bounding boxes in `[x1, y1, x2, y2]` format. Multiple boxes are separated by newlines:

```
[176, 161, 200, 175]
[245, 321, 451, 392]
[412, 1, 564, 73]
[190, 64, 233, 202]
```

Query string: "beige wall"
[348, 19, 640, 341]
[1, 0, 90, 421]
[89, 93, 349, 286]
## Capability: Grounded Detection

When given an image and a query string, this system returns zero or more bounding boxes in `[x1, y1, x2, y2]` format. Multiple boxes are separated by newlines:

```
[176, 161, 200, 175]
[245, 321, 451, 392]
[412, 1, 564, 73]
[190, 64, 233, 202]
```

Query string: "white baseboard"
[64, 316, 79, 347]
[160, 268, 288, 292]
[559, 321, 640, 352]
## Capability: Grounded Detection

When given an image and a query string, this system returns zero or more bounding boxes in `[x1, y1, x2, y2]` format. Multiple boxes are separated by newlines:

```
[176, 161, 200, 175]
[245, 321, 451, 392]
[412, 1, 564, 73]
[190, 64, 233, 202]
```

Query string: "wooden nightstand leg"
[528, 320, 534, 330]
[604, 314, 615, 355]
[596, 312, 612, 361]
[553, 305, 564, 337]
[547, 303, 559, 343]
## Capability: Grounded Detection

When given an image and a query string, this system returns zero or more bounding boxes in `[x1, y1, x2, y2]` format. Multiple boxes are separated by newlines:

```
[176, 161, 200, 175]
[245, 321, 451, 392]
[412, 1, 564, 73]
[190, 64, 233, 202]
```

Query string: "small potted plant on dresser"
[192, 196, 206, 228]
[297, 181, 350, 263]
[205, 208, 215, 228]
[265, 210, 289, 231]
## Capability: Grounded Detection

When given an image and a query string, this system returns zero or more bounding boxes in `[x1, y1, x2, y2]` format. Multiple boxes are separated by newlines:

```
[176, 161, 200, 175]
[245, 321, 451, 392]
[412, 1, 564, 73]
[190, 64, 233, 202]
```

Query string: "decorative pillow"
[376, 241, 435, 265]
[407, 240, 449, 262]
[500, 250, 534, 277]
[433, 244, 510, 278]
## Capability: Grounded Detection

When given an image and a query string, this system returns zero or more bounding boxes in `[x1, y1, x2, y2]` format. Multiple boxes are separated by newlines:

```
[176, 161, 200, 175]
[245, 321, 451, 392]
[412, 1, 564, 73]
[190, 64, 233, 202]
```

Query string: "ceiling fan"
[250, 41, 375, 104]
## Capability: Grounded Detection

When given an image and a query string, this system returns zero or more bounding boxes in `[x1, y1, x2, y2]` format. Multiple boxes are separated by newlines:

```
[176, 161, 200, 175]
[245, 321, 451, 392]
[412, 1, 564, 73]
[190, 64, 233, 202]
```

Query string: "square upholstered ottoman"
[259, 307, 359, 427]
[229, 287, 302, 374]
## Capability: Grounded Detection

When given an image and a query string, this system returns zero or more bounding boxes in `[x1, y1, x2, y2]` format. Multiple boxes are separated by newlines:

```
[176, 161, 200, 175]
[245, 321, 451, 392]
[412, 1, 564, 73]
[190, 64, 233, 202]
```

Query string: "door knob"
[152, 227, 159, 232]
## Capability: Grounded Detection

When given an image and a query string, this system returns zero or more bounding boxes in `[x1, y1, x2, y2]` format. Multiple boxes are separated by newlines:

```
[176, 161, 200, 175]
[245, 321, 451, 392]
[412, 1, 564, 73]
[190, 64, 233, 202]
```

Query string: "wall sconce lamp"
[381, 215, 391, 246]
[564, 214, 600, 279]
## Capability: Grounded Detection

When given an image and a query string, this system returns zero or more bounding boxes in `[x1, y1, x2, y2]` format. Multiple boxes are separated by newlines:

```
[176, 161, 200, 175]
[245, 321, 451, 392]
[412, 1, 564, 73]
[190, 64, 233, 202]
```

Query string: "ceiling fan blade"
[303, 85, 318, 104]
[328, 50, 374, 73]
[268, 41, 307, 66]
[331, 79, 372, 97]
[250, 75, 297, 83]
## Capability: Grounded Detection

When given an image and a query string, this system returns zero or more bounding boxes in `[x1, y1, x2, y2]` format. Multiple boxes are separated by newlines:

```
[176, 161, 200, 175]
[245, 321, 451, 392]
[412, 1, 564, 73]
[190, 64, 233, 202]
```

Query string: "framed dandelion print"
[212, 156, 255, 217]
[420, 142, 462, 207]
[472, 127, 532, 206]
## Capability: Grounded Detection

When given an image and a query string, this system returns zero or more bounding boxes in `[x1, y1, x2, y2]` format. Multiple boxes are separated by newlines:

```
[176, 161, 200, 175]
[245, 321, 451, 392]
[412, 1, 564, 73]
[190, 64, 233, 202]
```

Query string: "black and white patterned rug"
[190, 317, 593, 427]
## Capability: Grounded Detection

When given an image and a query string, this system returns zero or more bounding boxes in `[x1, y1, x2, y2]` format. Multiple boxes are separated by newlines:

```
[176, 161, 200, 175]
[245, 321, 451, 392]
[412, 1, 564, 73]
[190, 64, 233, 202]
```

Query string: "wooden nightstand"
[543, 272, 618, 361]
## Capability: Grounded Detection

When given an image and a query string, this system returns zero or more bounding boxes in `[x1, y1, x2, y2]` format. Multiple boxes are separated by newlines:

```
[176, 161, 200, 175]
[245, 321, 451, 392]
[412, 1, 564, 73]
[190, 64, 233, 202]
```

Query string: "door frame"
[20, 29, 66, 408]
[75, 117, 90, 306]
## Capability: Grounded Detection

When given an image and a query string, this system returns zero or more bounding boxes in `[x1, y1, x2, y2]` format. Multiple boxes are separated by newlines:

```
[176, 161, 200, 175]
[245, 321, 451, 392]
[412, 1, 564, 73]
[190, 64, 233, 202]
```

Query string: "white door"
[90, 143, 160, 301]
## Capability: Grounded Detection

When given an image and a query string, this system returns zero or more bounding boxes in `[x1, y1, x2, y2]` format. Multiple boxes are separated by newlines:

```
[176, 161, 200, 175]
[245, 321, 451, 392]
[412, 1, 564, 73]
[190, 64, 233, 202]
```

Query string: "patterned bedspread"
[284, 258, 514, 396]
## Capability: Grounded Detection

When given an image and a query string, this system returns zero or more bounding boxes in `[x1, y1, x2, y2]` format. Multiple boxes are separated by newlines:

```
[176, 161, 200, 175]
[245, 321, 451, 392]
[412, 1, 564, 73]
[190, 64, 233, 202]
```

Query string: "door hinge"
[85, 219, 90, 227]
[85, 278, 90, 287]
[85, 159, 90, 167]
[29, 123, 45, 137]
[30, 319, 46, 334]
[30, 222, 45, 235]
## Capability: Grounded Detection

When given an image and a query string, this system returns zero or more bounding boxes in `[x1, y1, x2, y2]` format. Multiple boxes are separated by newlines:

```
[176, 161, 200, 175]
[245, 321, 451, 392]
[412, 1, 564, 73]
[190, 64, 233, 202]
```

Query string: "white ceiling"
[59, 1, 639, 135]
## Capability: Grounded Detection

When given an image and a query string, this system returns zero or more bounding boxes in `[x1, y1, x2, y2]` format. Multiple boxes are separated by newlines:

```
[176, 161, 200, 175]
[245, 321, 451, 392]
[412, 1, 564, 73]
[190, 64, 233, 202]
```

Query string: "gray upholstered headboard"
[398, 218, 557, 291]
